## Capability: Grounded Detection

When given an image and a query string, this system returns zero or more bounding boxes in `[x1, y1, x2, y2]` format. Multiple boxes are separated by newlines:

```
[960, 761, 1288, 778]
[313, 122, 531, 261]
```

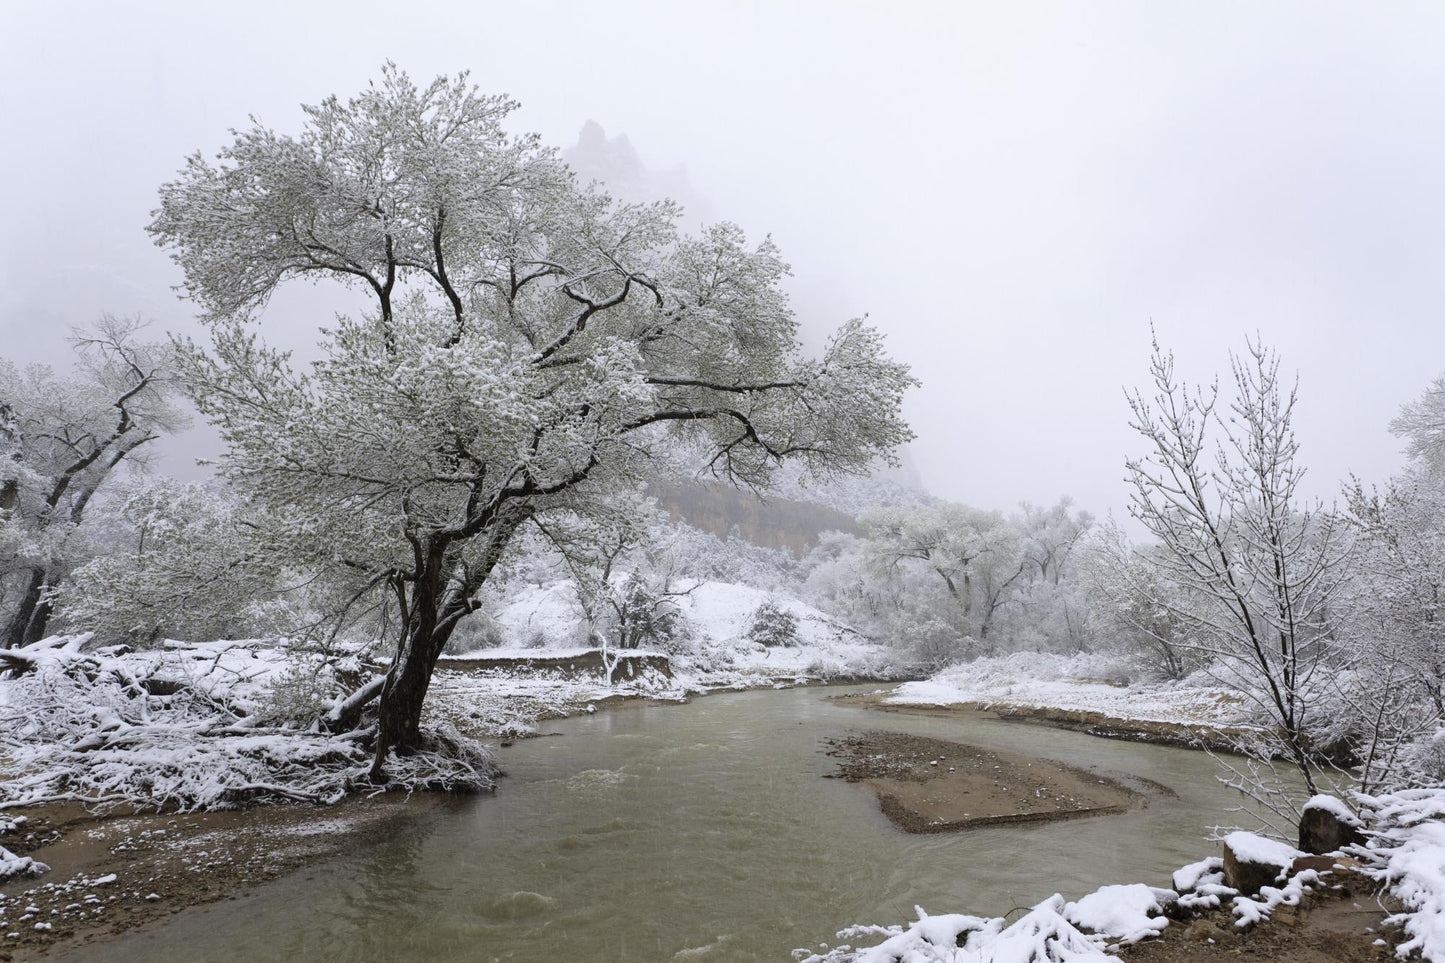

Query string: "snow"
[0, 845, 48, 881]
[1302, 794, 1363, 827]
[1222, 830, 1300, 869]
[1172, 856, 1223, 893]
[1229, 870, 1318, 929]
[798, 839, 1366, 962]
[1358, 787, 1445, 961]
[796, 896, 1115, 963]
[881, 652, 1241, 728]
[1063, 885, 1174, 945]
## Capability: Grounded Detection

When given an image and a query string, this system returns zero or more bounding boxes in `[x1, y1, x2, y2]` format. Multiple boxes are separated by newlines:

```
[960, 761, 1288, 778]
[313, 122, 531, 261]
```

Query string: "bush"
[747, 599, 799, 647]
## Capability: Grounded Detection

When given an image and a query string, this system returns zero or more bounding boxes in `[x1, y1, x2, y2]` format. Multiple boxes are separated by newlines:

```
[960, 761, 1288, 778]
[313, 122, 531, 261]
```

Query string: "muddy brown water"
[56, 685, 1278, 962]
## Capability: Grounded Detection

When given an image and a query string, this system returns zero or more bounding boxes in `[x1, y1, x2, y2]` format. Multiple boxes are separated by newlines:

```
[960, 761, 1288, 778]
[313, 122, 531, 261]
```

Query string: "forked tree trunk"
[369, 514, 526, 780]
[370, 614, 459, 777]
[371, 546, 454, 779]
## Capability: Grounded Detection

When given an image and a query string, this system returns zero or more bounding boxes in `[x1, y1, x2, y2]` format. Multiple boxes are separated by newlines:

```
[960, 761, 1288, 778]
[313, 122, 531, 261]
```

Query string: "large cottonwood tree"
[150, 67, 915, 777]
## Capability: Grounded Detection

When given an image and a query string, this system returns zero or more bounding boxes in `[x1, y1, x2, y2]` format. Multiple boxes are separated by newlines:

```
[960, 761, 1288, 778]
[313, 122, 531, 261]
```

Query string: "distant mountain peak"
[563, 121, 711, 224]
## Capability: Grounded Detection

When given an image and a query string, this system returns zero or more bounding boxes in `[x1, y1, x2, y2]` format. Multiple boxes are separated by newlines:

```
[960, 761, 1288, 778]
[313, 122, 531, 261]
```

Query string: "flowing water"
[66, 685, 1261, 961]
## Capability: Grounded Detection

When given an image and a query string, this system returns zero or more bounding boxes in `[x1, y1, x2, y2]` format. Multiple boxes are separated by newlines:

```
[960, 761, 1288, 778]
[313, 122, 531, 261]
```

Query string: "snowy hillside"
[484, 577, 902, 684]
[884, 652, 1243, 728]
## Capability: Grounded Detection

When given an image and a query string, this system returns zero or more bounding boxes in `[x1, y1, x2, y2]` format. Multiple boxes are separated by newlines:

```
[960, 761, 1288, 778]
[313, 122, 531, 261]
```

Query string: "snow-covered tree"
[858, 500, 1092, 652]
[1081, 521, 1197, 680]
[1331, 380, 1445, 790]
[1124, 336, 1343, 794]
[59, 478, 289, 645]
[747, 598, 799, 647]
[0, 317, 186, 648]
[149, 66, 915, 778]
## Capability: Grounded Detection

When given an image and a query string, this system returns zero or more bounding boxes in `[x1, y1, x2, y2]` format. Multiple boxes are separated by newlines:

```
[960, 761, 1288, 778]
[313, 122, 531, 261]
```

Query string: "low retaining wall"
[439, 650, 673, 680]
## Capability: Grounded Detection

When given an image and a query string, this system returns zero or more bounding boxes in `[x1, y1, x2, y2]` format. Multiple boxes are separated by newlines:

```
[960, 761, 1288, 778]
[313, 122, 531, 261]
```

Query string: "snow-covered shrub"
[747, 599, 799, 647]
[0, 637, 493, 810]
[447, 611, 506, 654]
[1392, 727, 1445, 790]
[1357, 787, 1445, 962]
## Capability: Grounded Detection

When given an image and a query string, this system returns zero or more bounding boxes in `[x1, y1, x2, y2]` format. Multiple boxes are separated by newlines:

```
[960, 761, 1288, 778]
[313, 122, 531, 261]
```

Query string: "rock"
[1289, 854, 1338, 875]
[1273, 904, 1302, 927]
[1222, 831, 1300, 895]
[1184, 920, 1226, 942]
[1298, 795, 1365, 855]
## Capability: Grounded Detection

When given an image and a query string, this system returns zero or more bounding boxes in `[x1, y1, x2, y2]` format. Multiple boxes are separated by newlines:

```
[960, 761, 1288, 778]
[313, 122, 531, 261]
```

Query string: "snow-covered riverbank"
[880, 652, 1242, 729]
[798, 788, 1445, 962]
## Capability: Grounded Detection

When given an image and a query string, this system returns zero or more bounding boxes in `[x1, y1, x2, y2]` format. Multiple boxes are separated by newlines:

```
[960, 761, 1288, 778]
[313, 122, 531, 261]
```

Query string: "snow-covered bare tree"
[862, 504, 994, 618]
[149, 66, 915, 778]
[0, 317, 186, 648]
[861, 502, 1079, 649]
[1081, 521, 1196, 680]
[1331, 378, 1445, 790]
[1124, 336, 1343, 794]
[58, 478, 289, 645]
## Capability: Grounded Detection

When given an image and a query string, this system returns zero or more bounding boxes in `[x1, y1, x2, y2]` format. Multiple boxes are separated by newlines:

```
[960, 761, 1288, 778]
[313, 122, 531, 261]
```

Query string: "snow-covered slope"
[485, 578, 901, 683]
[884, 652, 1242, 728]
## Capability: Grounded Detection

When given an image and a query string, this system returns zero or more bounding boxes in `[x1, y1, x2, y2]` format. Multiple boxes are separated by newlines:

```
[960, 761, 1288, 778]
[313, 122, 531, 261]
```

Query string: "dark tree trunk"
[371, 544, 452, 778]
[21, 594, 54, 647]
[369, 513, 526, 780]
[3, 569, 46, 650]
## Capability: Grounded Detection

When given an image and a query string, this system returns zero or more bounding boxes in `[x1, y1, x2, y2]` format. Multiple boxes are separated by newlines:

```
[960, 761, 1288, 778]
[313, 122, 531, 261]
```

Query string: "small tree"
[150, 67, 914, 778]
[747, 598, 799, 647]
[0, 317, 185, 648]
[1333, 387, 1445, 791]
[1124, 336, 1342, 796]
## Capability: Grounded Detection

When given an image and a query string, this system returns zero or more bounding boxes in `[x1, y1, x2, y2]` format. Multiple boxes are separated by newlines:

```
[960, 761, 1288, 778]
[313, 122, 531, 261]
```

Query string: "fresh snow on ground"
[1360, 787, 1445, 961]
[428, 579, 903, 739]
[1064, 885, 1175, 945]
[883, 652, 1242, 728]
[798, 847, 1319, 962]
[0, 846, 48, 882]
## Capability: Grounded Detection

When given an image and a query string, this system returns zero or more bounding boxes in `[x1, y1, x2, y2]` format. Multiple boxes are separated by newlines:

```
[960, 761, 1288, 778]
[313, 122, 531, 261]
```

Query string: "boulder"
[1289, 854, 1338, 875]
[1222, 831, 1300, 895]
[1297, 794, 1365, 855]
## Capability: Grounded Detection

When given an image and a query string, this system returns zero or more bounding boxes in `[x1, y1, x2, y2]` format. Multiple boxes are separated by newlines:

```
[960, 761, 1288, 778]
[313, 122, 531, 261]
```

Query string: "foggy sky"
[4, 1, 1445, 523]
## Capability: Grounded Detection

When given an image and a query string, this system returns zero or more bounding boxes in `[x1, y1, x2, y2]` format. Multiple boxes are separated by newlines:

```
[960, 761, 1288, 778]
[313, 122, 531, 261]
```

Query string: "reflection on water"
[64, 686, 1267, 962]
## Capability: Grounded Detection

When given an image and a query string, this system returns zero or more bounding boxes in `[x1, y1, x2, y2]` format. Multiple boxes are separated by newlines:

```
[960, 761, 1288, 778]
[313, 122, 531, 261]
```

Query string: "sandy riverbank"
[824, 729, 1153, 832]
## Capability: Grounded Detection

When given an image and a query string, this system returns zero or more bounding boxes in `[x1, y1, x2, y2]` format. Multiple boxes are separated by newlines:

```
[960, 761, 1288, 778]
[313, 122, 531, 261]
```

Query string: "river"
[62, 684, 1260, 961]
